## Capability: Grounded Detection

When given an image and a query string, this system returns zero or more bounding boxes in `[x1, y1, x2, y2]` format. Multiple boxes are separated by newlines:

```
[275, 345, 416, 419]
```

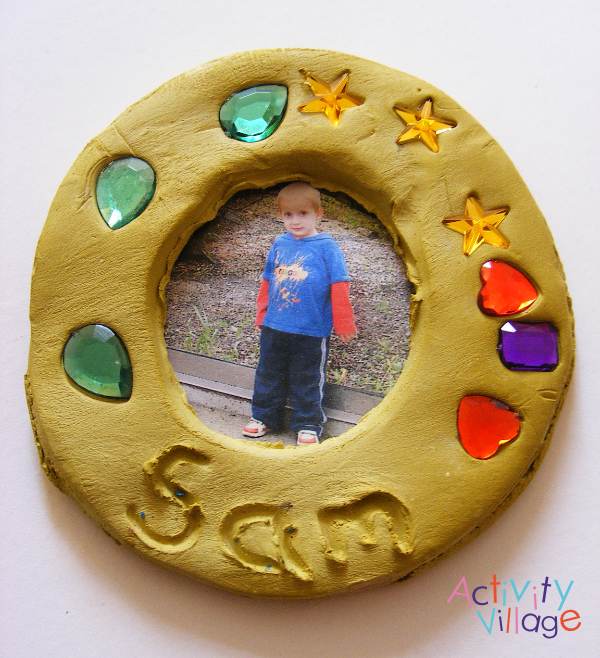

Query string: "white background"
[1, 1, 599, 656]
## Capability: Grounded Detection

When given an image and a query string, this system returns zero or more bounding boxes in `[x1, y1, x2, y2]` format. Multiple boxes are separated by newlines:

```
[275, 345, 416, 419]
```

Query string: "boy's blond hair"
[277, 182, 322, 212]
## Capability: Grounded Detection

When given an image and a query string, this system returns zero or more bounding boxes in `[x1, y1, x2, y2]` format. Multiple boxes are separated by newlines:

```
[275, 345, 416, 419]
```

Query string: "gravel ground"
[165, 187, 412, 393]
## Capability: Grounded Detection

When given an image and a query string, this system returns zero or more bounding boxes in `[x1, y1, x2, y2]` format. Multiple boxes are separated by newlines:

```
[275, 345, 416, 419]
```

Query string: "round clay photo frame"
[26, 49, 574, 598]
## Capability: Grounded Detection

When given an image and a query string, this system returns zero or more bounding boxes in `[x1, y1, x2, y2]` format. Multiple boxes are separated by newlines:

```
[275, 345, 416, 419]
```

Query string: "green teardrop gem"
[219, 85, 288, 142]
[63, 324, 132, 399]
[96, 157, 155, 230]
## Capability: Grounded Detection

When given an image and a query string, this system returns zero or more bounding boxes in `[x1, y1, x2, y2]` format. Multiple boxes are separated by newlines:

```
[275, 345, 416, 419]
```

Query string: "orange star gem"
[298, 72, 364, 126]
[443, 197, 510, 256]
[394, 99, 456, 152]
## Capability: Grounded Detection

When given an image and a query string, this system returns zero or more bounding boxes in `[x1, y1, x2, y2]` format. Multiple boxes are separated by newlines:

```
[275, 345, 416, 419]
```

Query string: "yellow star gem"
[394, 99, 456, 152]
[443, 197, 510, 256]
[298, 72, 364, 126]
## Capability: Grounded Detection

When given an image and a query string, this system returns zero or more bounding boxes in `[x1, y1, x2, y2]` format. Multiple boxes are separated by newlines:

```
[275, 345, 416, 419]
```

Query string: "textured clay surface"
[27, 49, 574, 598]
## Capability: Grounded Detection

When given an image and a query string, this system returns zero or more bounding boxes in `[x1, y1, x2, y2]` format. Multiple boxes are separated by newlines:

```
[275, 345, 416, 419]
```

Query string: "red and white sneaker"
[296, 430, 320, 445]
[242, 418, 269, 438]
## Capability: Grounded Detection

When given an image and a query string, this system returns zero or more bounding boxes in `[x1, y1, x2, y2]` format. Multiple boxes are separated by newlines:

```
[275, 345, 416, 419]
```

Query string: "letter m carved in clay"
[318, 492, 413, 564]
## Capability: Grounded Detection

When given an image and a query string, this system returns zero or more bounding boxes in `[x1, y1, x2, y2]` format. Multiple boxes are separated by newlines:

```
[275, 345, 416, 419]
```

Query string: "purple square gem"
[499, 322, 558, 371]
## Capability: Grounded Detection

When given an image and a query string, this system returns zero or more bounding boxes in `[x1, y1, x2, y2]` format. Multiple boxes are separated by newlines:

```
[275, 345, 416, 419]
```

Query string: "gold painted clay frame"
[26, 49, 574, 598]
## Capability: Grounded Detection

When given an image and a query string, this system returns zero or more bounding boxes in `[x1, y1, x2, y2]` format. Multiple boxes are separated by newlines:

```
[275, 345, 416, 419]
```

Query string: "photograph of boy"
[243, 182, 357, 445]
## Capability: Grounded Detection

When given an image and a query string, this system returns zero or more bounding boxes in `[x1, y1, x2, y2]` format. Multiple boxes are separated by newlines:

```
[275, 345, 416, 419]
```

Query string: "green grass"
[320, 195, 379, 231]
[327, 367, 348, 385]
[372, 337, 407, 393]
[183, 309, 256, 363]
[227, 316, 252, 361]
[184, 306, 223, 357]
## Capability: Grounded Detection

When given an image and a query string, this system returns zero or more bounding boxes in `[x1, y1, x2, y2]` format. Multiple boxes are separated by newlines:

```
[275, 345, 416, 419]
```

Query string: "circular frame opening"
[164, 183, 413, 446]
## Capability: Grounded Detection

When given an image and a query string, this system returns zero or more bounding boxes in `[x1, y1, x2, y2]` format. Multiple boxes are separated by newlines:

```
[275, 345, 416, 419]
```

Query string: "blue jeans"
[252, 326, 329, 435]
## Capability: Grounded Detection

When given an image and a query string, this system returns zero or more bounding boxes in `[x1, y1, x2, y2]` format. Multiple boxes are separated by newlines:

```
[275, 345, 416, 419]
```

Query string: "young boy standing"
[243, 182, 357, 445]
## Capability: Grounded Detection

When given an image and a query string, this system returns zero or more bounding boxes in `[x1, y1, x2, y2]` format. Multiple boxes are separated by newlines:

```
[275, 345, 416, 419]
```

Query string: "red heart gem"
[457, 395, 521, 459]
[478, 260, 537, 316]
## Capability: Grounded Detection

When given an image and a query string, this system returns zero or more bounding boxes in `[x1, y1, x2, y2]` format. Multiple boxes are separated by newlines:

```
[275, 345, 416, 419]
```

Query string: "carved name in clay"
[128, 445, 413, 582]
